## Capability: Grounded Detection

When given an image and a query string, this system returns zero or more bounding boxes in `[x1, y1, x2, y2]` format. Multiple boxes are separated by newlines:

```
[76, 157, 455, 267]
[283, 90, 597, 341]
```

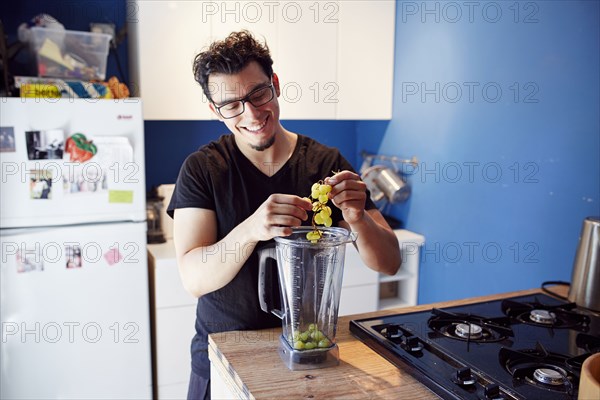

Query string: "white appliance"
[0, 98, 152, 399]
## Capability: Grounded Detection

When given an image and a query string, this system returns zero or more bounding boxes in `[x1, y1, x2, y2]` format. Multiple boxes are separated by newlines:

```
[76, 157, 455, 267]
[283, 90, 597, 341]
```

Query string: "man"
[168, 30, 401, 399]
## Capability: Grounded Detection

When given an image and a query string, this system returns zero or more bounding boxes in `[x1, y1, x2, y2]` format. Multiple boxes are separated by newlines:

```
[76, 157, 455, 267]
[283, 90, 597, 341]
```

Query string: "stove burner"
[455, 323, 483, 339]
[532, 367, 567, 385]
[499, 342, 579, 394]
[502, 298, 590, 330]
[428, 308, 513, 343]
[529, 309, 556, 324]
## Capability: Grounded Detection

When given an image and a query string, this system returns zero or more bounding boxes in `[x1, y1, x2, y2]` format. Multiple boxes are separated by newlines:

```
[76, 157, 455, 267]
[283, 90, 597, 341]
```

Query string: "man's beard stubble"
[251, 134, 276, 152]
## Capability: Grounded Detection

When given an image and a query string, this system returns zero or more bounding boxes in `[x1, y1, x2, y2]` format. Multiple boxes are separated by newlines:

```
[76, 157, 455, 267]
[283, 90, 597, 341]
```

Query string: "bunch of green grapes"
[305, 181, 333, 243]
[291, 323, 332, 350]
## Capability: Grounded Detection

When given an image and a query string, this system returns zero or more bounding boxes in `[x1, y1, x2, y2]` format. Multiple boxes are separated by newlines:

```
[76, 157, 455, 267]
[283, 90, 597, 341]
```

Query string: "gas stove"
[349, 293, 600, 400]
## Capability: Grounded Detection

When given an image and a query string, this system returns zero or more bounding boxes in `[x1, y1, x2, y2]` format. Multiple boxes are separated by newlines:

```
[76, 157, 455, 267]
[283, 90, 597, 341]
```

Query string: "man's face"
[208, 61, 281, 152]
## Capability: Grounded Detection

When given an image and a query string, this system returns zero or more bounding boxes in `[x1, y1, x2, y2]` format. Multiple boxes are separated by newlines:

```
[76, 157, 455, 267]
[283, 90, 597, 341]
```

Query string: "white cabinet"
[378, 230, 425, 310]
[128, 1, 212, 121]
[335, 1, 395, 119]
[147, 241, 197, 400]
[339, 243, 379, 316]
[127, 0, 395, 120]
[339, 229, 425, 315]
[274, 1, 338, 119]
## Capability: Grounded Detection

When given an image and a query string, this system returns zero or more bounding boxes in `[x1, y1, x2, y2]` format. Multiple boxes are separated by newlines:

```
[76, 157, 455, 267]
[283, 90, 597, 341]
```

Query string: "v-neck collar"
[231, 134, 302, 180]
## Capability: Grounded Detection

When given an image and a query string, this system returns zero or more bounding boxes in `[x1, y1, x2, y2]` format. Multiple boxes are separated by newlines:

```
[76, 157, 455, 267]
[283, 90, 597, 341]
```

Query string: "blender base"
[278, 335, 340, 371]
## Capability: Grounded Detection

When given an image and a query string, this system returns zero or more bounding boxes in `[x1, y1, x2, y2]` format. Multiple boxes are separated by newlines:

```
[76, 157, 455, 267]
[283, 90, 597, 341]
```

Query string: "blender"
[258, 227, 356, 371]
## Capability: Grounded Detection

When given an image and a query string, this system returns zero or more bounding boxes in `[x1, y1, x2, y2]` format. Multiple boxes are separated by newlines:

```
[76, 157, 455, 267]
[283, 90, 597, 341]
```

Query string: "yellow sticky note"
[109, 190, 134, 203]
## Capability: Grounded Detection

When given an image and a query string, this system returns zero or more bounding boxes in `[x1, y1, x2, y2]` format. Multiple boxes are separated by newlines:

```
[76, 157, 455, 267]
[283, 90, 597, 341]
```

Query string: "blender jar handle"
[257, 243, 283, 319]
[349, 231, 359, 251]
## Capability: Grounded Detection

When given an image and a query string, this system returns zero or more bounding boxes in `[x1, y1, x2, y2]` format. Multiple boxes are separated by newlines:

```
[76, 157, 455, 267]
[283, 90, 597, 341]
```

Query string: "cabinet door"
[128, 0, 394, 120]
[275, 1, 338, 119]
[157, 382, 190, 400]
[339, 243, 379, 315]
[130, 1, 213, 120]
[337, 1, 395, 119]
[339, 285, 378, 316]
[155, 306, 197, 387]
[209, 5, 278, 48]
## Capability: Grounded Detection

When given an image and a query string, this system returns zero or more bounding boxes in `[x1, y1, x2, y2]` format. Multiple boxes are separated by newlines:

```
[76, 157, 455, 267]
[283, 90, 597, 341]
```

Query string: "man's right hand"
[248, 194, 312, 241]
[174, 195, 311, 297]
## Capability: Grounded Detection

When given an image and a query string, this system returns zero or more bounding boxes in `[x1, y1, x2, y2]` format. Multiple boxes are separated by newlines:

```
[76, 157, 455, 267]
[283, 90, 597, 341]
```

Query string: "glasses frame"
[212, 83, 275, 119]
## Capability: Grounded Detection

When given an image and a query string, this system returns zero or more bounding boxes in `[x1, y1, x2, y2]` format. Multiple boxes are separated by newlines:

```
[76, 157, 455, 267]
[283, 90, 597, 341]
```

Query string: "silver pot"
[568, 216, 600, 312]
[362, 165, 411, 204]
[374, 167, 411, 203]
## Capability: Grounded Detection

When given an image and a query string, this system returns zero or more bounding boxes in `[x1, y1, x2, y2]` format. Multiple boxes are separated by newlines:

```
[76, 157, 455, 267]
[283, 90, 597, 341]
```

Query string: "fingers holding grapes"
[324, 171, 367, 224]
[250, 194, 312, 241]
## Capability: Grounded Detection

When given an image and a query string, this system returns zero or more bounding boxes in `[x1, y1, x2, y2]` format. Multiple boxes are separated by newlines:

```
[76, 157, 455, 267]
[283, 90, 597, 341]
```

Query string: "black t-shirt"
[167, 133, 374, 377]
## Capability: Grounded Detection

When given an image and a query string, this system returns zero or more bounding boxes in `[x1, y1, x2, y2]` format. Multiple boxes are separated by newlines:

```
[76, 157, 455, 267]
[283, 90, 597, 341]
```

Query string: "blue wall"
[145, 120, 358, 188]
[358, 1, 600, 303]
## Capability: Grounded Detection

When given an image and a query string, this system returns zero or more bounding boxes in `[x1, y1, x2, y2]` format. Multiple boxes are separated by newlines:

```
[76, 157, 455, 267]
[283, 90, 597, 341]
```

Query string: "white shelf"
[376, 229, 425, 310]
[379, 269, 413, 283]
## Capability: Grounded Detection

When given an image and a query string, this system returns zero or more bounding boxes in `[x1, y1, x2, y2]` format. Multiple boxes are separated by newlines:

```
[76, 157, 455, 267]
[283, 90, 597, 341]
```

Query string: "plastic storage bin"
[30, 27, 111, 81]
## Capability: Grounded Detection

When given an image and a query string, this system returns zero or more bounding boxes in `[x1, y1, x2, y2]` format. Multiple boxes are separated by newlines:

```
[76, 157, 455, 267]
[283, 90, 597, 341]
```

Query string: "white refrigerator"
[0, 98, 153, 398]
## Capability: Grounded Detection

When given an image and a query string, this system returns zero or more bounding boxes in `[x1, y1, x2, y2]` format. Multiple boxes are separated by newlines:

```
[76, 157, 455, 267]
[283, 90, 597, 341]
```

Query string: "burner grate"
[499, 342, 580, 395]
[428, 308, 514, 343]
[501, 297, 591, 330]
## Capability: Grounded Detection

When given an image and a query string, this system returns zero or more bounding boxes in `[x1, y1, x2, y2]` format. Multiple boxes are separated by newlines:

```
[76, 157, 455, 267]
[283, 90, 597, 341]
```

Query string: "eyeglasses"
[213, 84, 275, 119]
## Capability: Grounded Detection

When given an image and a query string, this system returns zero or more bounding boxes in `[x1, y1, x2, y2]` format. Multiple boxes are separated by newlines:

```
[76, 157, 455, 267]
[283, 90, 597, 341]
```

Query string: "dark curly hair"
[192, 30, 273, 102]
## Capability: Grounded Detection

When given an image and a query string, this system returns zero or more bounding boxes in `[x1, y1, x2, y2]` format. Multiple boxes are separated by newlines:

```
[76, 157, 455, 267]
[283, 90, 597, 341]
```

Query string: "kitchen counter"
[208, 287, 568, 399]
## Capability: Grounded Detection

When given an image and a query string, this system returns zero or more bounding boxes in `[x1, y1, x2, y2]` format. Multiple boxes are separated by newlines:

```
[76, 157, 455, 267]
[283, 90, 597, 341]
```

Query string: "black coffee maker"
[146, 186, 166, 244]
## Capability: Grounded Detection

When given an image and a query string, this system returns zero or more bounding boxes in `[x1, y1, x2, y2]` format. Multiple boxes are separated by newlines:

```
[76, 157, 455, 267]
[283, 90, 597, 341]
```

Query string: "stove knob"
[402, 335, 423, 352]
[455, 367, 476, 386]
[484, 383, 505, 400]
[384, 325, 400, 339]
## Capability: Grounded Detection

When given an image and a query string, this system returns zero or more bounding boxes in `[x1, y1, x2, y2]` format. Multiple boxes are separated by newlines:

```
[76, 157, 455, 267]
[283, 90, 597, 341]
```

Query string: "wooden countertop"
[208, 287, 567, 399]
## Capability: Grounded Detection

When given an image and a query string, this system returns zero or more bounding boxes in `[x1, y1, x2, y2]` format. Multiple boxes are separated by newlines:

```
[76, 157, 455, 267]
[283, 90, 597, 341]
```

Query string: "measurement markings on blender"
[259, 227, 355, 371]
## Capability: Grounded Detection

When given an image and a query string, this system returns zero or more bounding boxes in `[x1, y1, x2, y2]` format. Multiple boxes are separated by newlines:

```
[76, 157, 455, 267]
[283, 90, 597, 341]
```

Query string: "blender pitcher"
[258, 227, 356, 371]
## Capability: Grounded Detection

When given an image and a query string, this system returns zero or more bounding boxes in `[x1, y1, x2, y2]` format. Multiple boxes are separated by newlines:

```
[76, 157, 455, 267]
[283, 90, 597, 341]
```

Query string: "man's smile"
[241, 116, 268, 133]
